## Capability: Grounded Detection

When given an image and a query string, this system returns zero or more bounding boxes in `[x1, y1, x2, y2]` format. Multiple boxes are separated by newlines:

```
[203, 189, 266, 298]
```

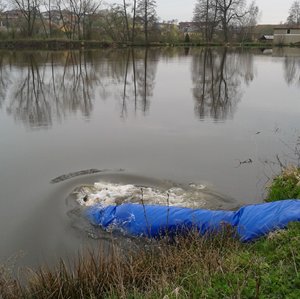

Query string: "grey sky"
[104, 0, 293, 24]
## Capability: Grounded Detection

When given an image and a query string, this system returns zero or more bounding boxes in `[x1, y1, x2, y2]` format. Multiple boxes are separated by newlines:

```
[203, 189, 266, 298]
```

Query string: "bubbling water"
[73, 181, 208, 208]
[74, 181, 234, 208]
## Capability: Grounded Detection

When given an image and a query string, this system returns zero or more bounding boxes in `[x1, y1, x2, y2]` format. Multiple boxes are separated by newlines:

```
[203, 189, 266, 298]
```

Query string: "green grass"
[266, 166, 300, 202]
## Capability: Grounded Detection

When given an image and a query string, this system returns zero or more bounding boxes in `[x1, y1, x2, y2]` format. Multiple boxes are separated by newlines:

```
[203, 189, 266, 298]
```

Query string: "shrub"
[266, 166, 300, 202]
[184, 33, 190, 43]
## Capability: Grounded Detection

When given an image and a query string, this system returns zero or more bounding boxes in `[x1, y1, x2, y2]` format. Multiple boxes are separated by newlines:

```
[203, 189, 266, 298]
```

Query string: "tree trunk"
[144, 0, 148, 44]
[123, 0, 130, 42]
[131, 0, 137, 43]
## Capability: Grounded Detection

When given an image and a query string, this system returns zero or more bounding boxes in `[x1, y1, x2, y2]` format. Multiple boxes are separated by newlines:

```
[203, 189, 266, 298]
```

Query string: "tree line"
[0, 47, 257, 127]
[0, 0, 163, 43]
[8, 0, 300, 44]
[193, 0, 259, 43]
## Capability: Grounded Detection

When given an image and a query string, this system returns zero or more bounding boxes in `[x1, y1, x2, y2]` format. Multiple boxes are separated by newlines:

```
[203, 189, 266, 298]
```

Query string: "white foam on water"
[75, 181, 204, 208]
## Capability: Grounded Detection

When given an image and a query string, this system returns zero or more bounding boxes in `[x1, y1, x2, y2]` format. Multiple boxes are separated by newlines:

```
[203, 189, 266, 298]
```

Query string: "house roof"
[259, 35, 274, 40]
[274, 26, 300, 30]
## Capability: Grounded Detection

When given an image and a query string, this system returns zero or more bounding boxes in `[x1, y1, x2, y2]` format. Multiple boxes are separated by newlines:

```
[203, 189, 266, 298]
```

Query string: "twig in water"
[276, 155, 285, 169]
[235, 158, 253, 168]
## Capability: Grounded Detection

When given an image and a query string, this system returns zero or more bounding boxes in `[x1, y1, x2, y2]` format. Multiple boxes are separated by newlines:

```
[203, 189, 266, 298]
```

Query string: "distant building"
[258, 35, 274, 42]
[274, 27, 300, 44]
[0, 9, 79, 34]
[0, 9, 23, 29]
[178, 22, 201, 34]
[155, 21, 177, 31]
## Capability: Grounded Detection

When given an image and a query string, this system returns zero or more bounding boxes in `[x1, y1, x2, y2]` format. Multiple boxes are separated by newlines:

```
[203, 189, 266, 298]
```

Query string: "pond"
[0, 47, 300, 267]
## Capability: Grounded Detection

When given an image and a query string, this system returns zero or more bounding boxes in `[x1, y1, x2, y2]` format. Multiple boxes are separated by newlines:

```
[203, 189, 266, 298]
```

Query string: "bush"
[184, 33, 190, 43]
[266, 166, 300, 202]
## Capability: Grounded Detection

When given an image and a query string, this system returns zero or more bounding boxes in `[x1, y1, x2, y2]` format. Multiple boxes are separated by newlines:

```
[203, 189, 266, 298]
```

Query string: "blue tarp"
[87, 200, 300, 242]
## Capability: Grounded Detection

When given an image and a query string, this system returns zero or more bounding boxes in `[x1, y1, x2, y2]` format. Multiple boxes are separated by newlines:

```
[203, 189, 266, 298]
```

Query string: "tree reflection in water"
[1, 51, 102, 128]
[284, 56, 300, 86]
[0, 49, 159, 127]
[119, 48, 158, 118]
[191, 48, 255, 121]
[7, 53, 52, 126]
[0, 48, 256, 127]
[0, 52, 11, 109]
[272, 48, 300, 86]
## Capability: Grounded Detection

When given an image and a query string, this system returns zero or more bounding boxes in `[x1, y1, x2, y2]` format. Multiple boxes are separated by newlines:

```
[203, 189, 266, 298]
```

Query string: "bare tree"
[193, 0, 219, 42]
[241, 1, 258, 41]
[287, 1, 300, 25]
[54, 0, 100, 40]
[216, 0, 250, 42]
[69, 0, 100, 39]
[0, 1, 6, 12]
[122, 0, 130, 41]
[194, 0, 258, 43]
[12, 0, 41, 37]
[121, 0, 137, 43]
[82, 0, 101, 39]
[137, 0, 157, 44]
[131, 0, 137, 42]
[41, 0, 54, 37]
[101, 4, 128, 42]
[55, 0, 74, 39]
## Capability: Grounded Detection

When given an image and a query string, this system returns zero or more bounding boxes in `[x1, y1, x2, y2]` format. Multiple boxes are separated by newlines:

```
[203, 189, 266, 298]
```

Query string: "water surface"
[1, 47, 300, 267]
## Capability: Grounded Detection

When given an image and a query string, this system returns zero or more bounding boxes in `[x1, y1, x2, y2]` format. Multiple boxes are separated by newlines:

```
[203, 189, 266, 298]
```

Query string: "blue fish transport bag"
[87, 200, 300, 242]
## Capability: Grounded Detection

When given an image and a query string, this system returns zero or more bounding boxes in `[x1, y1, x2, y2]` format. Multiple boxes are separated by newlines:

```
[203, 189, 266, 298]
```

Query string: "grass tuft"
[266, 165, 300, 202]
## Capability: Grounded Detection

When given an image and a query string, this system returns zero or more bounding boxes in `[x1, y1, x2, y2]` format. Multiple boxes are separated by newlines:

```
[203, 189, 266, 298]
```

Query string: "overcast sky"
[104, 0, 293, 24]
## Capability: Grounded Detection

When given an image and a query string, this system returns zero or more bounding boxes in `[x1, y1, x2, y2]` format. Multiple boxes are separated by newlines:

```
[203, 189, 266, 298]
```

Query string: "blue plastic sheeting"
[87, 200, 300, 242]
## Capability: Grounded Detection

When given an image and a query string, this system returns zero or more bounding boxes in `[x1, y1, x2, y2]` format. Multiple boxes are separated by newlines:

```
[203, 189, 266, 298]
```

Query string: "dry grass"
[2, 219, 300, 298]
[0, 228, 241, 299]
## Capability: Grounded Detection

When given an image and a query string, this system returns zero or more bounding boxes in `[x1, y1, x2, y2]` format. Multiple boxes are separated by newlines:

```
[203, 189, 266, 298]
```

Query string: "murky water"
[1, 47, 300, 267]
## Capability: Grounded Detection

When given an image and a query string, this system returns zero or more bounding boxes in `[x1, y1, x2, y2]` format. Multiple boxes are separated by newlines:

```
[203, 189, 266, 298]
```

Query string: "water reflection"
[273, 48, 300, 86]
[2, 51, 100, 127]
[191, 48, 255, 121]
[0, 53, 8, 109]
[0, 49, 161, 128]
[0, 48, 258, 127]
[7, 53, 53, 126]
[284, 56, 300, 86]
[120, 48, 158, 118]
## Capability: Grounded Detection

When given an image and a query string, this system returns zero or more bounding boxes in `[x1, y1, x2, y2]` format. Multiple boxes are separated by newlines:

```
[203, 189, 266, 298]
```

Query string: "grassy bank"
[1, 167, 300, 298]
[266, 166, 300, 202]
[0, 39, 274, 50]
[1, 224, 300, 298]
[0, 39, 113, 50]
